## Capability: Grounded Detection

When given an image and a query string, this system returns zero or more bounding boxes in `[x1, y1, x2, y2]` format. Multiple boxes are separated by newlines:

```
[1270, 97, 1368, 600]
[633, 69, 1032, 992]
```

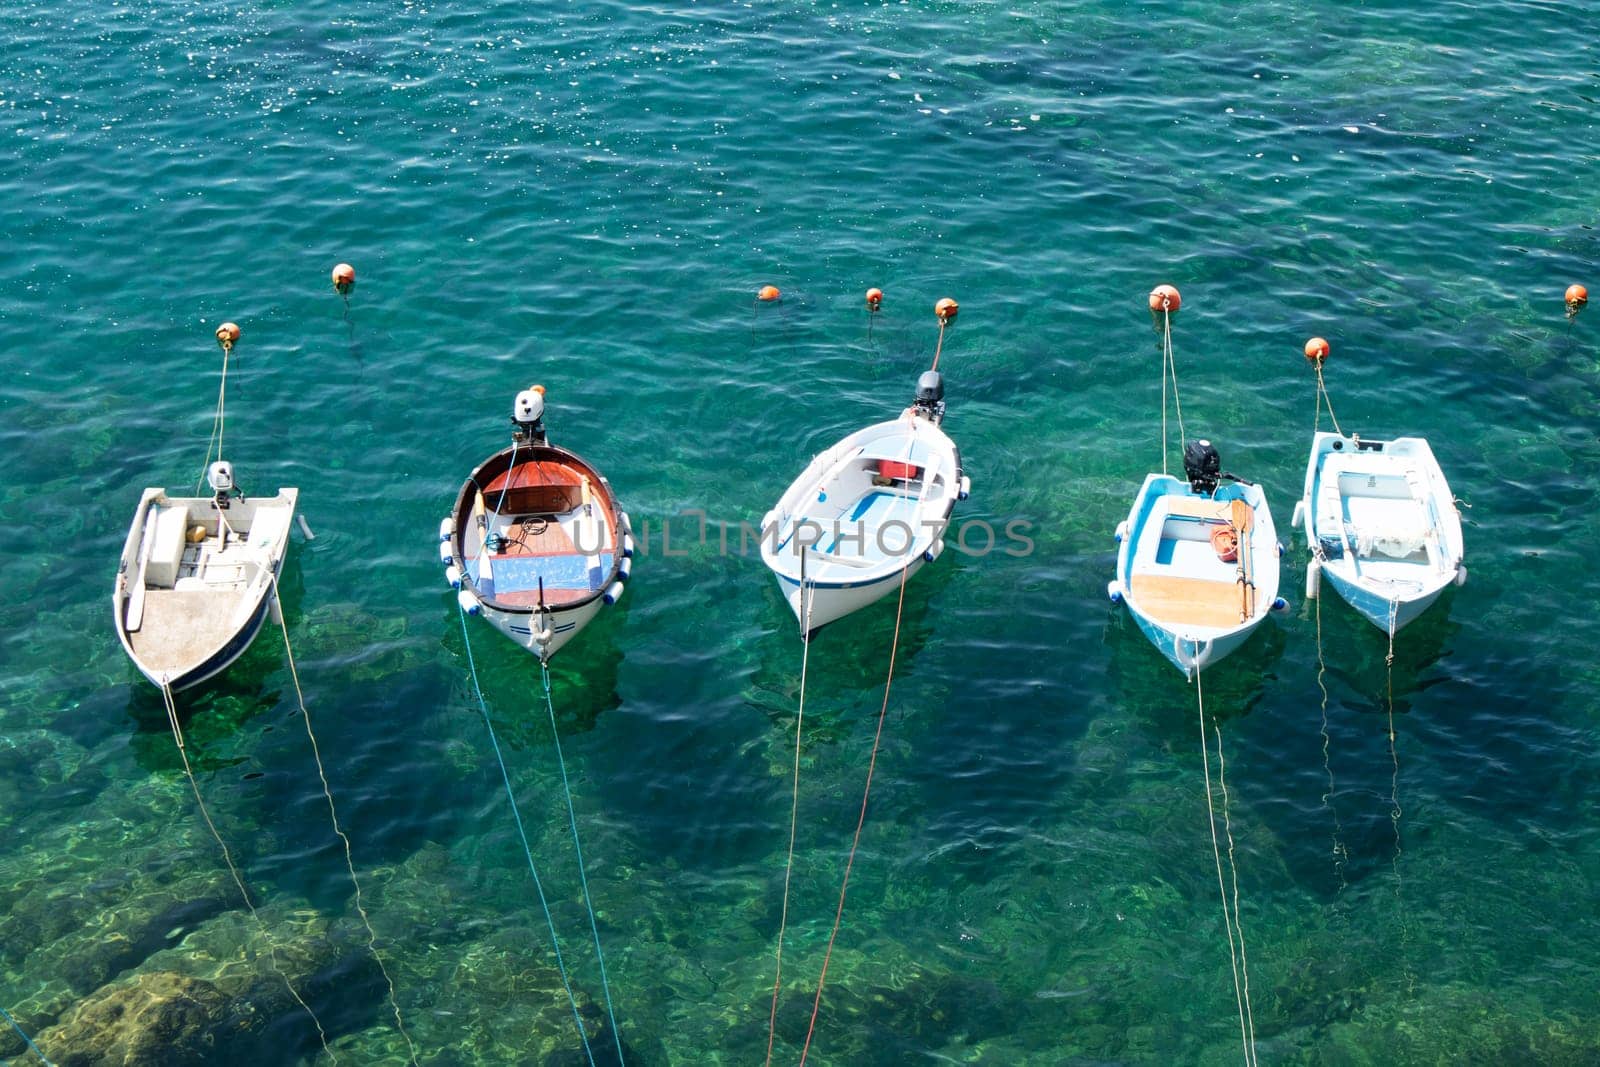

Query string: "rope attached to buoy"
[1305, 338, 1343, 437]
[158, 679, 336, 1063]
[1194, 668, 1258, 1067]
[196, 326, 237, 493]
[1152, 290, 1188, 476]
[540, 659, 626, 1066]
[0, 1002, 52, 1066]
[269, 570, 418, 1066]
[765, 559, 816, 1067]
[455, 604, 597, 1066]
[930, 297, 958, 371]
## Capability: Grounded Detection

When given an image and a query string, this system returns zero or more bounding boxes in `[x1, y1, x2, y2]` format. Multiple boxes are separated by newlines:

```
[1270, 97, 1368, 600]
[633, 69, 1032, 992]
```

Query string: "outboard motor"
[1183, 439, 1222, 497]
[512, 386, 547, 445]
[207, 460, 235, 510]
[912, 370, 946, 424]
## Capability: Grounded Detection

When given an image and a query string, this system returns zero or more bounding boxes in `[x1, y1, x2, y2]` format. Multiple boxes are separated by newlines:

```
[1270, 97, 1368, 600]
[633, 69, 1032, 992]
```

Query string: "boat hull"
[1294, 432, 1463, 636]
[113, 487, 297, 692]
[1111, 474, 1280, 679]
[446, 439, 628, 661]
[760, 409, 962, 632]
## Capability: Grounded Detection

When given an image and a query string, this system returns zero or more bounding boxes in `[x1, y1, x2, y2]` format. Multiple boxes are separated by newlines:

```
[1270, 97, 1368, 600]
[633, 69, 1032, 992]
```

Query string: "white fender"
[445, 564, 463, 590]
[603, 581, 625, 605]
[924, 538, 945, 563]
[618, 555, 632, 581]
[1291, 500, 1305, 530]
[1305, 559, 1320, 600]
[457, 589, 481, 615]
[1106, 579, 1123, 603]
[622, 532, 635, 558]
[1114, 520, 1129, 543]
[1454, 564, 1467, 588]
[269, 593, 284, 626]
[619, 511, 633, 535]
[439, 517, 454, 542]
[439, 541, 454, 565]
[958, 475, 971, 501]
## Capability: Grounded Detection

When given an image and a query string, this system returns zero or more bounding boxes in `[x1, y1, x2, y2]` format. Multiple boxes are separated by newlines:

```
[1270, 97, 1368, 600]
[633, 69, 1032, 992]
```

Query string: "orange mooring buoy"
[216, 322, 240, 347]
[1148, 284, 1181, 313]
[1567, 284, 1589, 309]
[866, 287, 883, 311]
[332, 262, 356, 295]
[758, 285, 781, 302]
[1304, 336, 1331, 362]
[935, 297, 958, 322]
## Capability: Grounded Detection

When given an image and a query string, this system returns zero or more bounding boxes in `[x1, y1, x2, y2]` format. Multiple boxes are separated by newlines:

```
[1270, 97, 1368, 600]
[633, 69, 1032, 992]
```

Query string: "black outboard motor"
[1184, 439, 1222, 496]
[913, 370, 946, 424]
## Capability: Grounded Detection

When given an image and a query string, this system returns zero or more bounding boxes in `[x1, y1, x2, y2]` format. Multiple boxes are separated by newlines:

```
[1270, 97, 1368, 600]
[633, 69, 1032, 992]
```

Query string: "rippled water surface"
[2, 1, 1598, 1063]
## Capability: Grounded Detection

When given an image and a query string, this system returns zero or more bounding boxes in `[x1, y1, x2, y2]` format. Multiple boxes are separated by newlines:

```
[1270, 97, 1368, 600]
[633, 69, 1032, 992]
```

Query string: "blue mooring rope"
[541, 660, 625, 1064]
[456, 605, 597, 1066]
[1, 1002, 53, 1066]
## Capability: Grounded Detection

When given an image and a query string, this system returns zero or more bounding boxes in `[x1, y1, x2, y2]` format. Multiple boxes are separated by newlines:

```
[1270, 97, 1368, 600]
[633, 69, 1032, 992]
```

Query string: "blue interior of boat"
[467, 553, 613, 597]
[822, 490, 922, 560]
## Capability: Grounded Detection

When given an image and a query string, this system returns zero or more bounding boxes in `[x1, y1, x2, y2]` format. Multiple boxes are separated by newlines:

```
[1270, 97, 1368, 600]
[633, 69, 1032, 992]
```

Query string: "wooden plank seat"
[1129, 573, 1246, 629]
[1163, 496, 1231, 521]
[494, 517, 578, 557]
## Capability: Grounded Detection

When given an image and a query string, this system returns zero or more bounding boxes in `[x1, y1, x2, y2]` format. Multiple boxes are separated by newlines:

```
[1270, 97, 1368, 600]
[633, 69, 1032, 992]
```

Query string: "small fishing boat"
[1291, 432, 1465, 635]
[114, 464, 298, 691]
[1109, 441, 1283, 679]
[759, 369, 969, 633]
[442, 386, 632, 661]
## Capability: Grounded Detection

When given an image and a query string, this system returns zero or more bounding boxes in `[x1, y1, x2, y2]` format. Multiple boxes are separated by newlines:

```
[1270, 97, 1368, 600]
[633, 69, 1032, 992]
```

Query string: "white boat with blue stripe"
[760, 371, 968, 633]
[1291, 432, 1465, 635]
[1108, 442, 1284, 679]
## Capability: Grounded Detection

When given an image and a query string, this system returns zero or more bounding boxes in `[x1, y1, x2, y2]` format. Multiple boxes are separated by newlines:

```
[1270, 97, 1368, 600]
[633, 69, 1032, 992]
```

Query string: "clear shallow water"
[2, 0, 1598, 1063]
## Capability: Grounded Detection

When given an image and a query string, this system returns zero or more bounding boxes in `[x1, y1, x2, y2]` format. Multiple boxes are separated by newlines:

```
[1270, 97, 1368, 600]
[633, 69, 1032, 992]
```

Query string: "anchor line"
[765, 554, 816, 1067]
[157, 680, 336, 1063]
[455, 604, 597, 1066]
[196, 341, 231, 493]
[798, 551, 914, 1066]
[1194, 668, 1257, 1067]
[1315, 595, 1349, 892]
[1159, 308, 1188, 475]
[0, 1002, 52, 1067]
[1314, 361, 1343, 438]
[269, 570, 418, 1066]
[1212, 716, 1259, 1062]
[540, 659, 626, 1065]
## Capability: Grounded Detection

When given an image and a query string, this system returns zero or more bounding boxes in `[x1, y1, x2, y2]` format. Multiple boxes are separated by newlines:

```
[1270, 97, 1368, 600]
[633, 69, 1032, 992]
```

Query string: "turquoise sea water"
[3, 1, 1599, 1062]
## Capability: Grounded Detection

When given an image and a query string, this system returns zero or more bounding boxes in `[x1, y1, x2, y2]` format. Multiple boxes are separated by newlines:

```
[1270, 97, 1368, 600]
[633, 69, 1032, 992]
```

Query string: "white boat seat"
[145, 505, 190, 589]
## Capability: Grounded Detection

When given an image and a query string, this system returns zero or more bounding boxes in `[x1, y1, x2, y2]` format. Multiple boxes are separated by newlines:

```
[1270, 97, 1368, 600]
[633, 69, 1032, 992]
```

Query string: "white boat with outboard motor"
[1292, 432, 1465, 635]
[441, 385, 633, 661]
[1109, 440, 1285, 679]
[114, 462, 298, 691]
[759, 368, 969, 633]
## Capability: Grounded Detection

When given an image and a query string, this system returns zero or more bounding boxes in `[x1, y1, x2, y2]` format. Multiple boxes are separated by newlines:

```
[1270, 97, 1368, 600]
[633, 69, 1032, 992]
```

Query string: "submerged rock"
[35, 970, 226, 1067]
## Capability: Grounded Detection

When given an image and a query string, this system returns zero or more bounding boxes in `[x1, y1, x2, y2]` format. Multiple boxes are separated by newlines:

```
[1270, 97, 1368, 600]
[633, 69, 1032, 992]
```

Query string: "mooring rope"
[158, 679, 335, 1062]
[455, 605, 596, 1065]
[195, 341, 231, 493]
[765, 563, 816, 1067]
[1211, 717, 1259, 1062]
[540, 659, 626, 1065]
[797, 555, 913, 1065]
[269, 570, 418, 1066]
[1194, 669, 1256, 1067]
[1, 1002, 52, 1066]
[1315, 594, 1349, 891]
[1313, 361, 1343, 438]
[1159, 308, 1188, 474]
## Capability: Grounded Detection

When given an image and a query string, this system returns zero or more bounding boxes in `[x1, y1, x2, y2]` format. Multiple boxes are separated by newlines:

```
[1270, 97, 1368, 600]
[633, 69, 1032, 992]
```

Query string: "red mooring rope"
[796, 560, 913, 1064]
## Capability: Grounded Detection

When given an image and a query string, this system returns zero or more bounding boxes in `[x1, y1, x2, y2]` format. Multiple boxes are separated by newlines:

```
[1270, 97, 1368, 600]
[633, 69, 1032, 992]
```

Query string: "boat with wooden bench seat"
[114, 463, 298, 691]
[759, 369, 970, 633]
[1291, 431, 1464, 635]
[442, 386, 632, 661]
[1109, 441, 1283, 678]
